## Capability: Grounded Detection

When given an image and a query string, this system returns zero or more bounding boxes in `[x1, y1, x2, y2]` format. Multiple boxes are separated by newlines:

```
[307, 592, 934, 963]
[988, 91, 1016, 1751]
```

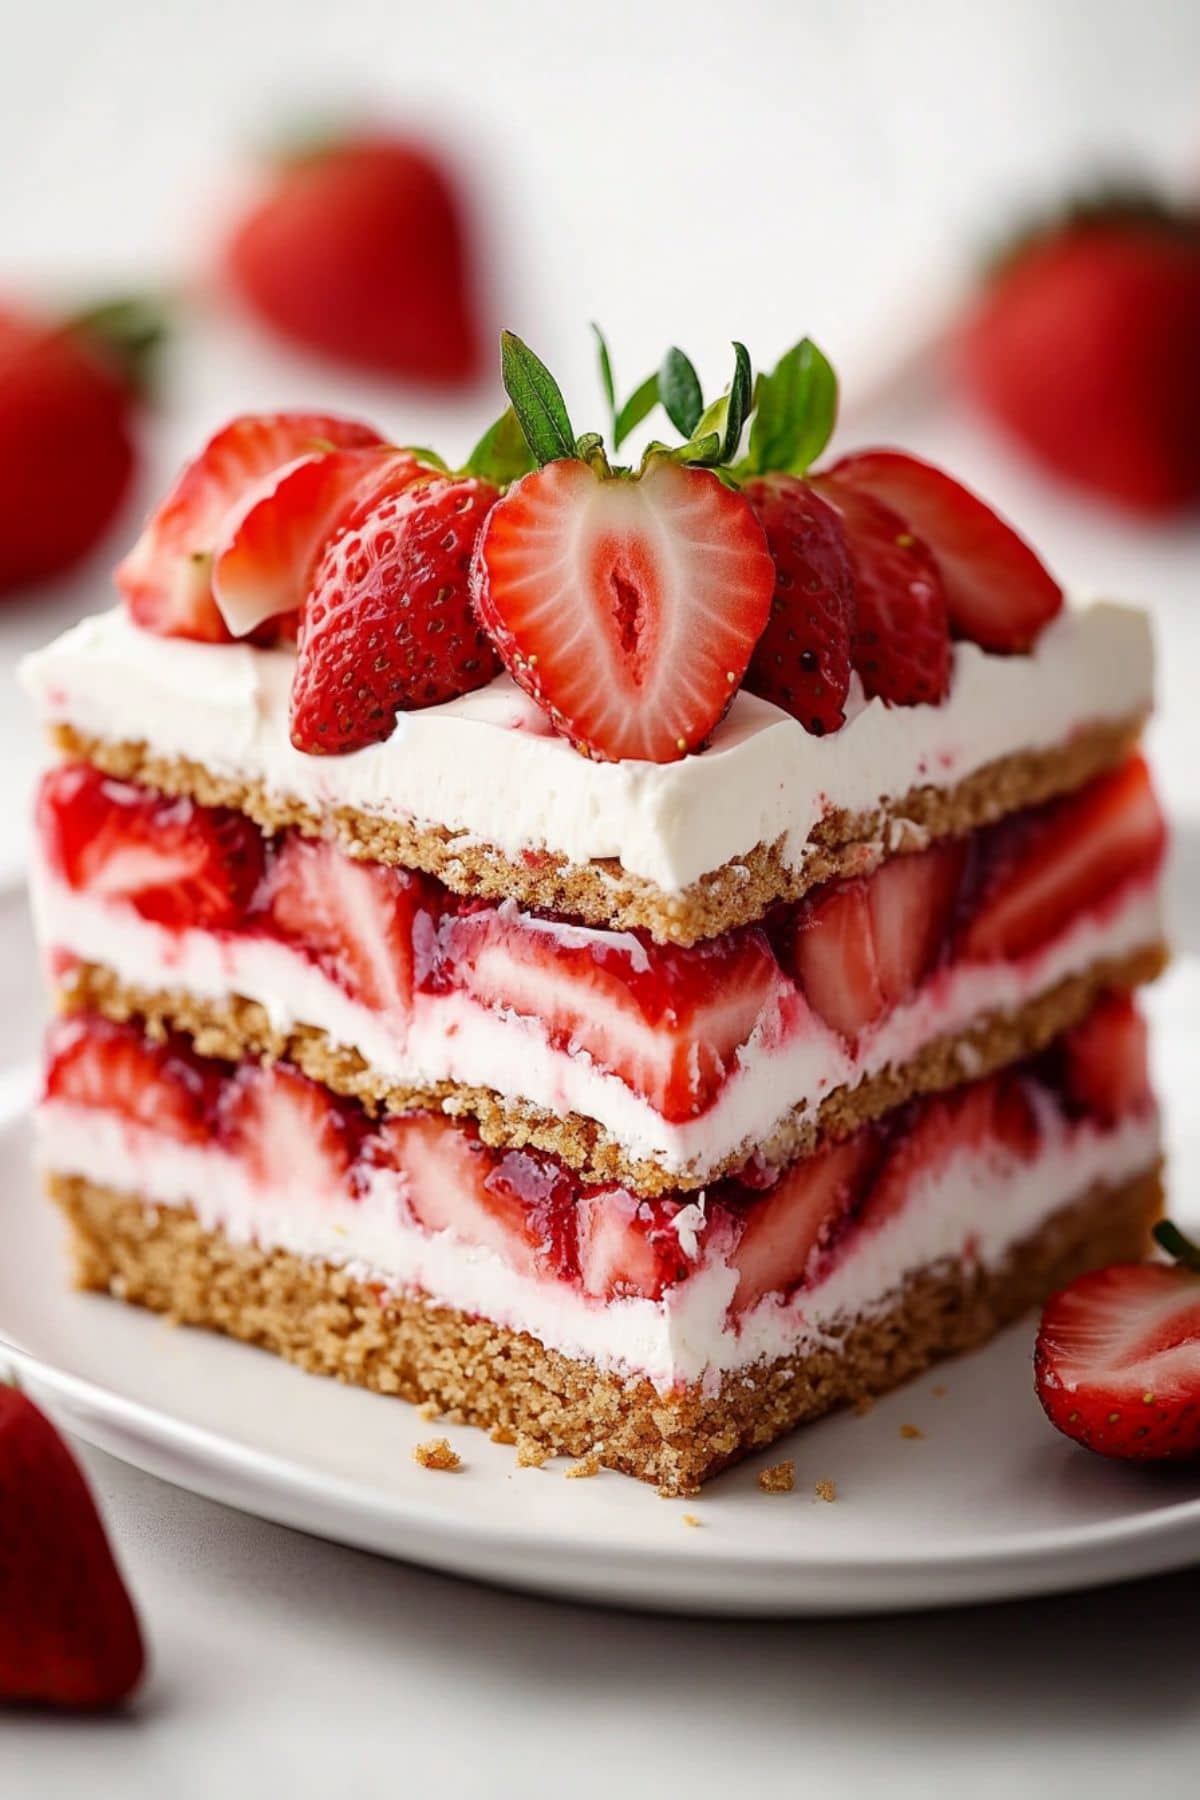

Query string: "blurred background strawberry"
[222, 129, 485, 388]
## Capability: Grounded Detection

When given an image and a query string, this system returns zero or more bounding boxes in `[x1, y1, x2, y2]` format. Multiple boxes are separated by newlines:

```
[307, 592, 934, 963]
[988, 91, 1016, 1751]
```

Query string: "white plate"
[3, 961, 1199, 1616]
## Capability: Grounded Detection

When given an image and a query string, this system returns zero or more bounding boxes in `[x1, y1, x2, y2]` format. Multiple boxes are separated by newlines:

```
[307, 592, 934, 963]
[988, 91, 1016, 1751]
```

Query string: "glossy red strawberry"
[576, 1186, 690, 1300]
[724, 1135, 877, 1314]
[43, 1013, 215, 1145]
[825, 450, 1062, 652]
[0, 1387, 145, 1708]
[1061, 991, 1152, 1124]
[218, 1060, 359, 1190]
[290, 470, 501, 753]
[473, 457, 774, 762]
[961, 199, 1200, 514]
[0, 302, 143, 595]
[224, 132, 483, 386]
[812, 477, 951, 706]
[117, 410, 383, 642]
[741, 473, 854, 735]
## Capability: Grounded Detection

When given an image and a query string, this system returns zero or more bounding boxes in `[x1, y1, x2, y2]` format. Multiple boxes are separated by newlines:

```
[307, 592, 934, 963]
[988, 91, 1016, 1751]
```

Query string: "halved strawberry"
[963, 754, 1166, 962]
[1062, 992, 1152, 1124]
[290, 472, 502, 753]
[218, 1060, 358, 1190]
[439, 905, 780, 1121]
[724, 1135, 878, 1314]
[825, 450, 1063, 652]
[1035, 1258, 1200, 1462]
[212, 445, 427, 638]
[812, 477, 951, 707]
[866, 839, 966, 1007]
[363, 1113, 576, 1280]
[782, 879, 885, 1043]
[254, 833, 427, 1016]
[44, 1013, 215, 1144]
[575, 1185, 691, 1300]
[37, 762, 265, 930]
[116, 410, 383, 641]
[741, 474, 855, 736]
[471, 457, 775, 762]
[862, 1074, 1039, 1235]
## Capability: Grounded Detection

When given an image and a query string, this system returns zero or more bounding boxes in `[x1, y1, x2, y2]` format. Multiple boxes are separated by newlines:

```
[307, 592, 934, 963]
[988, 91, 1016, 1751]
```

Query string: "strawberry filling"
[43, 1001, 1156, 1318]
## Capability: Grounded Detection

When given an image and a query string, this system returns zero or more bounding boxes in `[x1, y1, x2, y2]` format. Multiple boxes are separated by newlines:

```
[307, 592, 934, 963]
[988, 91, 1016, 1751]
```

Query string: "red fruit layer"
[43, 1002, 1155, 1318]
[37, 753, 1165, 1118]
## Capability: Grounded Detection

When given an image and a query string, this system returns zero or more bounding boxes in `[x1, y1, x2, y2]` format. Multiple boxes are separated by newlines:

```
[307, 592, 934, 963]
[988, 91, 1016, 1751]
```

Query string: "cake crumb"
[853, 1395, 875, 1417]
[900, 1423, 924, 1440]
[814, 1478, 837, 1503]
[566, 1446, 603, 1480]
[413, 1437, 461, 1471]
[416, 1399, 440, 1421]
[515, 1435, 551, 1469]
[757, 1460, 795, 1494]
[488, 1421, 516, 1445]
[682, 1512, 702, 1528]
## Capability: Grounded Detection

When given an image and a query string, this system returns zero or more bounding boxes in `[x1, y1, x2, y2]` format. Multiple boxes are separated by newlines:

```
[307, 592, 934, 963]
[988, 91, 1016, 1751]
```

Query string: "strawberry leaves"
[500, 331, 577, 466]
[659, 348, 704, 437]
[742, 336, 838, 478]
[1152, 1220, 1200, 1273]
[464, 406, 537, 487]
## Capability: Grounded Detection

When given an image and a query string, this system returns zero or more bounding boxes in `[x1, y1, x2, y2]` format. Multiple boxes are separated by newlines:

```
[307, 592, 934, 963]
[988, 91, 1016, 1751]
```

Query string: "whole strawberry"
[224, 131, 483, 386]
[960, 191, 1200, 513]
[0, 1386, 145, 1707]
[1034, 1220, 1200, 1463]
[0, 298, 160, 596]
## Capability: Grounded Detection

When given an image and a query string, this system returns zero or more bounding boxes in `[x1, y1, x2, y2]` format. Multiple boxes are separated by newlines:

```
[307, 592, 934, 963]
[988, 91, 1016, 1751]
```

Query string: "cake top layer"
[24, 599, 1152, 907]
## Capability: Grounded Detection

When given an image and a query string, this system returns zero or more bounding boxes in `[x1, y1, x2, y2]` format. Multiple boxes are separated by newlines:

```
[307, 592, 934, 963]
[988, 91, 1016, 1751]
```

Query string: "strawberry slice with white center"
[724, 1135, 877, 1314]
[212, 445, 427, 637]
[116, 410, 383, 642]
[1062, 992, 1152, 1124]
[364, 1113, 577, 1280]
[963, 754, 1166, 961]
[219, 1060, 358, 1191]
[576, 1185, 691, 1300]
[866, 838, 966, 1007]
[37, 762, 265, 931]
[1035, 1255, 1200, 1462]
[255, 833, 427, 1017]
[44, 1014, 215, 1144]
[862, 1073, 1039, 1237]
[471, 457, 775, 762]
[825, 449, 1063, 653]
[782, 878, 885, 1043]
[440, 905, 780, 1121]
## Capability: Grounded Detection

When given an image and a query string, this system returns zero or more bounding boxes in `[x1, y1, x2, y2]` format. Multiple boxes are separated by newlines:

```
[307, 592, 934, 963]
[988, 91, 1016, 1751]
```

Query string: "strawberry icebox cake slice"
[21, 332, 1168, 1493]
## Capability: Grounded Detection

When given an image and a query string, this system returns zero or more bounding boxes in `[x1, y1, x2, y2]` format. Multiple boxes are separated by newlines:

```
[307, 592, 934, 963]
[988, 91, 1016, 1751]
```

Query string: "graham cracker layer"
[50, 713, 1144, 946]
[49, 1163, 1162, 1493]
[60, 939, 1167, 1197]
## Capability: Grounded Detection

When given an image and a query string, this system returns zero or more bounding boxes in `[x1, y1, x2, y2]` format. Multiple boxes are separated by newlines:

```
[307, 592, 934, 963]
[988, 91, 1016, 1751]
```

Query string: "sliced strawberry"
[218, 1060, 358, 1191]
[212, 445, 426, 638]
[116, 410, 383, 642]
[825, 450, 1063, 652]
[254, 833, 426, 1016]
[37, 762, 265, 930]
[575, 1185, 691, 1300]
[290, 472, 501, 753]
[1062, 992, 1152, 1124]
[439, 905, 780, 1121]
[724, 1135, 878, 1314]
[1035, 1262, 1200, 1461]
[741, 474, 855, 736]
[812, 477, 951, 706]
[472, 458, 775, 762]
[963, 754, 1166, 962]
[363, 1113, 576, 1280]
[782, 879, 885, 1043]
[866, 839, 966, 1007]
[44, 1013, 215, 1144]
[862, 1073, 1040, 1235]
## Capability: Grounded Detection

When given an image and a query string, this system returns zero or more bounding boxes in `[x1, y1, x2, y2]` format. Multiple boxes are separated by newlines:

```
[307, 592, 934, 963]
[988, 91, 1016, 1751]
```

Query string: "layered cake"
[22, 336, 1168, 1491]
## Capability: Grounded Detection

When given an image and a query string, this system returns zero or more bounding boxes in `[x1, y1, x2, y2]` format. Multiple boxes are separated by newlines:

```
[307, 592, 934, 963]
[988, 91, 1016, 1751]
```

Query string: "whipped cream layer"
[21, 601, 1153, 895]
[33, 861, 1165, 1180]
[37, 1096, 1161, 1391]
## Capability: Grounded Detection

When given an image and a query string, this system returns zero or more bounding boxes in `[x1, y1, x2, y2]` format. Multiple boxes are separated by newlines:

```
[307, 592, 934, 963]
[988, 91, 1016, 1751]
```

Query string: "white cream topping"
[20, 600, 1153, 895]
[36, 1098, 1161, 1391]
[32, 861, 1165, 1178]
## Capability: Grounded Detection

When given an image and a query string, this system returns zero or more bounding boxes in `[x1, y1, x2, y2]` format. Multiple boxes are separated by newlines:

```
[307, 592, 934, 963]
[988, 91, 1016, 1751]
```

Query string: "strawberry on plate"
[824, 450, 1063, 653]
[44, 1013, 216, 1145]
[38, 761, 265, 931]
[117, 410, 383, 642]
[224, 131, 484, 386]
[0, 1387, 145, 1708]
[1035, 1221, 1200, 1462]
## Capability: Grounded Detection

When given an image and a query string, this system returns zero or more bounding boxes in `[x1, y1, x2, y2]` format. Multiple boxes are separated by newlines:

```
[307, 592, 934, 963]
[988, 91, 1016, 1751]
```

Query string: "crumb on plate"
[757, 1460, 795, 1494]
[413, 1436, 461, 1471]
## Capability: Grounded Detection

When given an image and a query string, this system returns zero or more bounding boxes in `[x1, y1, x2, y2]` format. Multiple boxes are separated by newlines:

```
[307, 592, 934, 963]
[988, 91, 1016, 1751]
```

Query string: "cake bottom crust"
[49, 1165, 1162, 1494]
